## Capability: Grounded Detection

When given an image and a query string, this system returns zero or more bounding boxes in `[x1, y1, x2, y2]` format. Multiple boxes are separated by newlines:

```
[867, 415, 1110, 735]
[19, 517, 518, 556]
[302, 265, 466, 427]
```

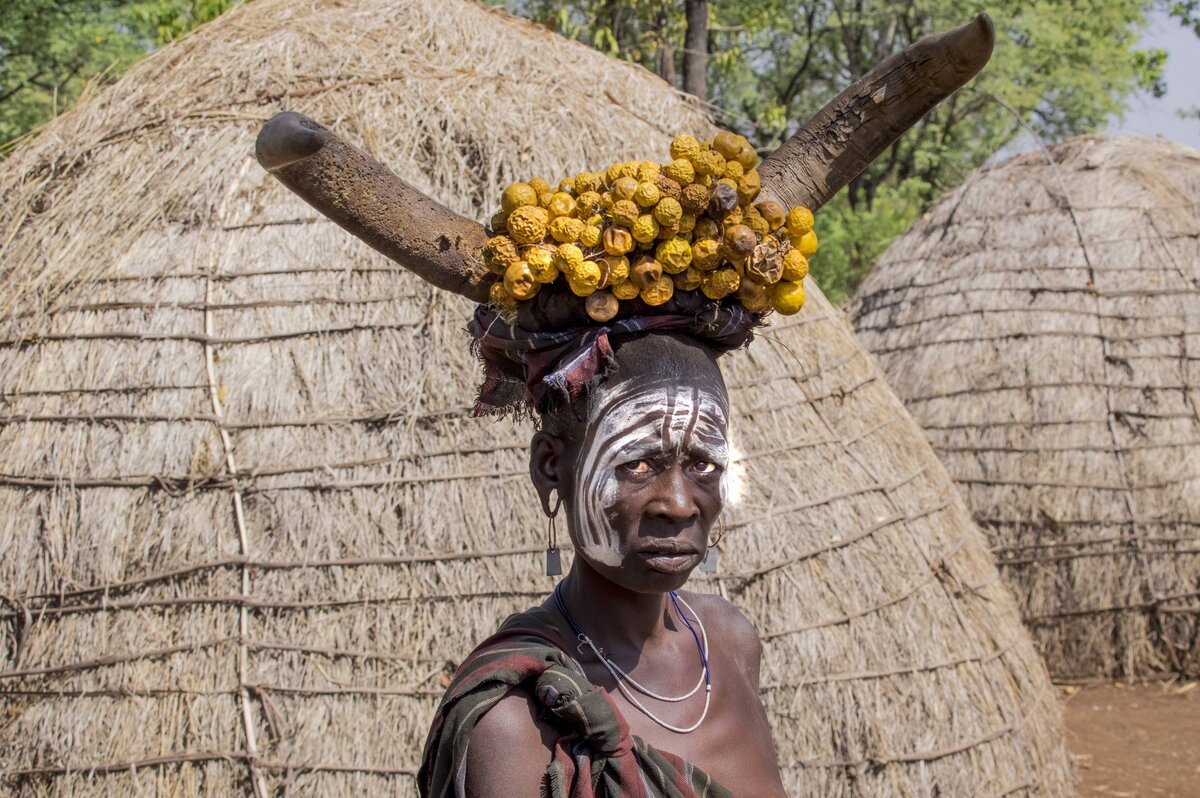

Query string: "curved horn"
[759, 14, 995, 212]
[256, 112, 491, 302]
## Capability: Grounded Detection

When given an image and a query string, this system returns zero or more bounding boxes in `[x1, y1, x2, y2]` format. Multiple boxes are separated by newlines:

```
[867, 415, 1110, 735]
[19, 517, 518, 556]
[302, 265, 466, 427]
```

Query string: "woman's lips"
[638, 544, 702, 573]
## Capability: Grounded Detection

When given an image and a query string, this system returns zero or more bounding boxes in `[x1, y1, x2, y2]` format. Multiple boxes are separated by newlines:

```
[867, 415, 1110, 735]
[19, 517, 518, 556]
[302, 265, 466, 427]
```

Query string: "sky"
[1107, 10, 1199, 146]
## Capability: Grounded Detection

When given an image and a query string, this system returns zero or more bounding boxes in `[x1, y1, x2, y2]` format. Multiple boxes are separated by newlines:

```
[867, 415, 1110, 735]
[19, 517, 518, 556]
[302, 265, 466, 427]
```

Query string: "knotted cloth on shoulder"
[418, 608, 732, 798]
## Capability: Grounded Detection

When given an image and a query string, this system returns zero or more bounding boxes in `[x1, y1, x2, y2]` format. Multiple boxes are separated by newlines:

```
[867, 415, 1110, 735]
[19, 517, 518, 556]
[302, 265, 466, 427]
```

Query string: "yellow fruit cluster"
[483, 131, 817, 321]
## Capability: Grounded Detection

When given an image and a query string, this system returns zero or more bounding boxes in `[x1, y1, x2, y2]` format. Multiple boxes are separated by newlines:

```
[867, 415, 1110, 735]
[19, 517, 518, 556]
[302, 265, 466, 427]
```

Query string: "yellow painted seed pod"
[678, 214, 696, 234]
[489, 280, 518, 310]
[735, 142, 757, 170]
[712, 131, 743, 160]
[483, 235, 520, 274]
[633, 181, 661, 209]
[587, 213, 604, 226]
[586, 290, 620, 322]
[528, 177, 550, 195]
[603, 226, 635, 256]
[691, 239, 721, 271]
[609, 199, 640, 228]
[538, 190, 555, 209]
[652, 196, 683, 227]
[524, 246, 560, 283]
[755, 200, 785, 231]
[489, 210, 509, 232]
[575, 191, 603, 218]
[745, 207, 770, 235]
[579, 224, 603, 249]
[693, 218, 720, 241]
[693, 148, 724, 178]
[546, 192, 575, 219]
[637, 161, 661, 182]
[605, 163, 624, 186]
[656, 237, 693, 274]
[664, 158, 696, 186]
[612, 279, 641, 300]
[549, 216, 585, 244]
[673, 267, 704, 292]
[793, 230, 818, 257]
[567, 260, 602, 296]
[641, 275, 674, 306]
[599, 193, 615, 213]
[723, 206, 743, 226]
[769, 279, 806, 315]
[600, 255, 630, 285]
[738, 278, 770, 312]
[501, 183, 539, 212]
[506, 206, 549, 245]
[631, 214, 660, 245]
[555, 243, 585, 276]
[654, 175, 682, 201]
[736, 171, 762, 205]
[559, 177, 576, 194]
[619, 161, 639, 179]
[701, 268, 740, 300]
[630, 257, 663, 289]
[670, 134, 701, 162]
[575, 172, 601, 194]
[781, 250, 809, 283]
[786, 206, 815, 235]
[723, 160, 744, 180]
[503, 261, 540, 300]
[612, 176, 639, 201]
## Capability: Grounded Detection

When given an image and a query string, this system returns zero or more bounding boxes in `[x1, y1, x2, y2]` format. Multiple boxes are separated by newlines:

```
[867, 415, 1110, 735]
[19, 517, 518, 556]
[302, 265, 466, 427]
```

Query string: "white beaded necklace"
[554, 585, 712, 734]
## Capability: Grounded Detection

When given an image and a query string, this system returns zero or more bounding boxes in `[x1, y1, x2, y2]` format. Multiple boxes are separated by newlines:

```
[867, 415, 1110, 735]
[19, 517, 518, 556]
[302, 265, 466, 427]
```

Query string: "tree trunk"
[683, 0, 707, 100]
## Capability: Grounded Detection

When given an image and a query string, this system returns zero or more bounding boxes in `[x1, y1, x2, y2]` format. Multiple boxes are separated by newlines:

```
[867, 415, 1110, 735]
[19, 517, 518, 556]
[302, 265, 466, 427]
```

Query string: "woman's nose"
[647, 463, 701, 522]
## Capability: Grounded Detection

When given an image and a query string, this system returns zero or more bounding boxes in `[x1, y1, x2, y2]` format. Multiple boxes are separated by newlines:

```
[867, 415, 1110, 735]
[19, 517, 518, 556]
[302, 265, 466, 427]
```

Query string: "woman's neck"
[555, 560, 679, 653]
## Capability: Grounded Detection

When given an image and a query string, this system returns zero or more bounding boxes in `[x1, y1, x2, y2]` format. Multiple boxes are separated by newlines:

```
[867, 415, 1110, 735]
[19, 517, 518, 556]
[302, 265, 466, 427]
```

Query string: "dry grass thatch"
[0, 0, 1072, 794]
[852, 135, 1200, 680]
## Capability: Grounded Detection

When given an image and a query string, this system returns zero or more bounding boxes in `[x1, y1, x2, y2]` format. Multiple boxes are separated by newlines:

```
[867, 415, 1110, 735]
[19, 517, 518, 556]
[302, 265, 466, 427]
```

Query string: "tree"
[0, 0, 238, 155]
[507, 0, 1184, 302]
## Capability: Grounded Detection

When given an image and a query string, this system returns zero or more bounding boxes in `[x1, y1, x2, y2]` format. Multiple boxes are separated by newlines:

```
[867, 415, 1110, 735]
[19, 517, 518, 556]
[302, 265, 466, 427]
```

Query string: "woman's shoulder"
[677, 590, 764, 677]
[464, 687, 558, 797]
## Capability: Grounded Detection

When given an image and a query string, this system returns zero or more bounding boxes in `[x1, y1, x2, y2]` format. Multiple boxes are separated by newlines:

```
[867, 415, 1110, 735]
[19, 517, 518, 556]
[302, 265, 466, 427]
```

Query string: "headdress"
[255, 17, 993, 416]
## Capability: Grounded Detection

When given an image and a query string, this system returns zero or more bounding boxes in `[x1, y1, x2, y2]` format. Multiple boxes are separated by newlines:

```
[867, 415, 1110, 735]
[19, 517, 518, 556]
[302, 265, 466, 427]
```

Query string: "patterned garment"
[418, 608, 733, 798]
[469, 299, 759, 416]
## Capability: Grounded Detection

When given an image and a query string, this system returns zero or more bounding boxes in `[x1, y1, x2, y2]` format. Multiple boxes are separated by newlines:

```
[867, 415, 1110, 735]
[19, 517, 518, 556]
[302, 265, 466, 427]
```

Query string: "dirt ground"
[1061, 682, 1200, 797]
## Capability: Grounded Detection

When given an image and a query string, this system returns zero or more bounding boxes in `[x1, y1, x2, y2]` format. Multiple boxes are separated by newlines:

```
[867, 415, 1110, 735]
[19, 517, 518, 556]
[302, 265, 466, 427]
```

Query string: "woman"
[419, 332, 787, 797]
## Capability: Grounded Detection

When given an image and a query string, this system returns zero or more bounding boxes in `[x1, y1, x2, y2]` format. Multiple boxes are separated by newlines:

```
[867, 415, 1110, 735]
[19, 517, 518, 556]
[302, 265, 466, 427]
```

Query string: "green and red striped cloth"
[418, 607, 732, 798]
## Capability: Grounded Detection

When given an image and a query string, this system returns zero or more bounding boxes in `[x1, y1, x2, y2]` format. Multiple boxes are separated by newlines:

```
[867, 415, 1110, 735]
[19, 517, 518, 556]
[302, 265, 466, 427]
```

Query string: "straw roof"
[0, 0, 1072, 794]
[851, 136, 1200, 680]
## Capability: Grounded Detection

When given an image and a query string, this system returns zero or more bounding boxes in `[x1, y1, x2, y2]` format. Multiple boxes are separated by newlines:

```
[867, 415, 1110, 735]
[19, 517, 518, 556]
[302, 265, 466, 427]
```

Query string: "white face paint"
[569, 376, 729, 567]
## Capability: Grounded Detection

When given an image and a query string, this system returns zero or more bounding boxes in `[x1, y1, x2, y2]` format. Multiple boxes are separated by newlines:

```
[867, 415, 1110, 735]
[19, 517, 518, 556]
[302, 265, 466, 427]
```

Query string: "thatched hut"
[0, 0, 1072, 794]
[852, 135, 1200, 680]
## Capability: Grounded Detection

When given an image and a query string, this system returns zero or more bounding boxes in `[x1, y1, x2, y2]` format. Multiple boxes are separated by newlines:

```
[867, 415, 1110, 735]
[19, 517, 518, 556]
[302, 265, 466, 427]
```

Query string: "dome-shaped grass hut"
[0, 0, 1072, 794]
[852, 136, 1200, 680]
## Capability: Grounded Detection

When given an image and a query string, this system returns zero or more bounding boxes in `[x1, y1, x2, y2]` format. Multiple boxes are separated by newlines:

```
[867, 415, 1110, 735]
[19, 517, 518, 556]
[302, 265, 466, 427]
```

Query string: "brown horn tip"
[946, 14, 995, 82]
[256, 111, 327, 171]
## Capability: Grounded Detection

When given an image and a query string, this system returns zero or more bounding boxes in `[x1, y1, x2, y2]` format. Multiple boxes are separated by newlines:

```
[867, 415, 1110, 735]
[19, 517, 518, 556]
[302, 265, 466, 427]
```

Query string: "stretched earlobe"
[530, 431, 569, 514]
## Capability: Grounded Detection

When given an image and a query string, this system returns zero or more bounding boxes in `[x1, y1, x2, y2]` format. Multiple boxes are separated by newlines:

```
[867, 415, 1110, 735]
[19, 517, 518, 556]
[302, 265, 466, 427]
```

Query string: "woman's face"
[563, 373, 729, 591]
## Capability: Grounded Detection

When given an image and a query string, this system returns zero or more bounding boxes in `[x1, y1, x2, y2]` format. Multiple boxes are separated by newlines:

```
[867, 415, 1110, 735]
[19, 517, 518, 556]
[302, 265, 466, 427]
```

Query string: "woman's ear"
[530, 430, 568, 514]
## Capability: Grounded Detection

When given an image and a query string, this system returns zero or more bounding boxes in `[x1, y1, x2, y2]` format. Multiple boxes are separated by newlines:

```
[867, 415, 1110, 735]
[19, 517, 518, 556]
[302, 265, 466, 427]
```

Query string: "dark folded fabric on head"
[469, 300, 758, 417]
[418, 608, 733, 798]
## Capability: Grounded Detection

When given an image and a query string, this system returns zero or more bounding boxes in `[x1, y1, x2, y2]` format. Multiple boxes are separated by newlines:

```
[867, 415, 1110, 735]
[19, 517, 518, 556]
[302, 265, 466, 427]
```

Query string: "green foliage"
[507, 0, 1185, 302]
[0, 0, 238, 154]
